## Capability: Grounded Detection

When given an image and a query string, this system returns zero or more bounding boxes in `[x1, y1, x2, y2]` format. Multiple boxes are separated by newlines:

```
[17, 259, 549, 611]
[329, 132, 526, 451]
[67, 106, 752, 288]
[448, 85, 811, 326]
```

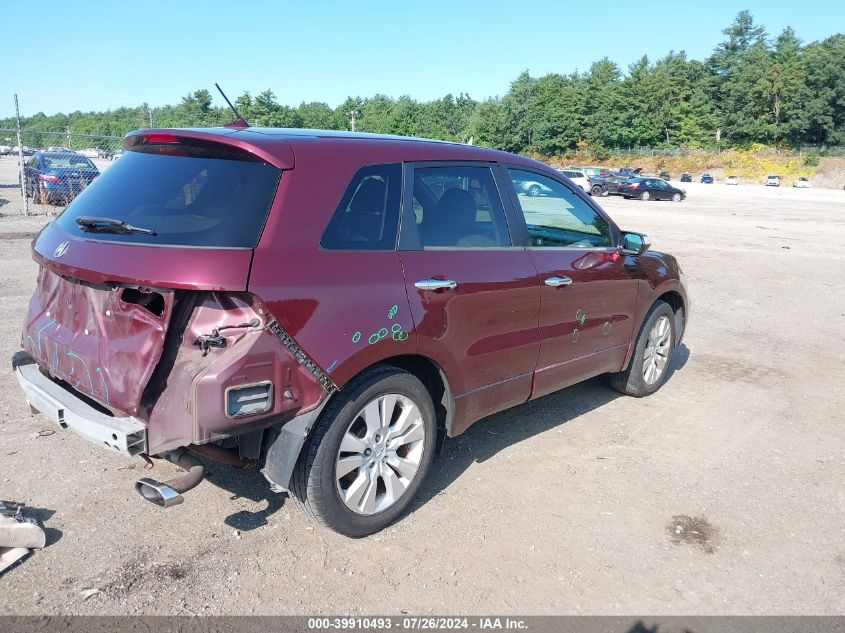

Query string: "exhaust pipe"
[135, 449, 205, 508]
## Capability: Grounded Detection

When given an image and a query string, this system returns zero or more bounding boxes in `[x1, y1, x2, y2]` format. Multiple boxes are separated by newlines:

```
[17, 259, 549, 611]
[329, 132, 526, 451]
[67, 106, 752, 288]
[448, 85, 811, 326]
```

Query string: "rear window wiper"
[76, 216, 157, 236]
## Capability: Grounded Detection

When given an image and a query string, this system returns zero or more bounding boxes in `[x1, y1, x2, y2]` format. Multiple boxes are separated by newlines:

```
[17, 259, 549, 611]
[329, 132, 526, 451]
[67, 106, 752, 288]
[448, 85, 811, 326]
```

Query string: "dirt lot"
[1, 182, 843, 615]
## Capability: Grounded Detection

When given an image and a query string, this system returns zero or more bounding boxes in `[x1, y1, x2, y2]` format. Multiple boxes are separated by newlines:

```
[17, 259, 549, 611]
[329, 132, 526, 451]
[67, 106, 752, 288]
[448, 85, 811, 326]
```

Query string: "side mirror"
[620, 231, 651, 256]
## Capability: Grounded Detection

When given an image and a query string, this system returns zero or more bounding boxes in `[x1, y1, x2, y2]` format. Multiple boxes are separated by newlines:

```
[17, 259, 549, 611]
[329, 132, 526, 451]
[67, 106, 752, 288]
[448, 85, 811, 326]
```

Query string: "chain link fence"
[0, 128, 124, 217]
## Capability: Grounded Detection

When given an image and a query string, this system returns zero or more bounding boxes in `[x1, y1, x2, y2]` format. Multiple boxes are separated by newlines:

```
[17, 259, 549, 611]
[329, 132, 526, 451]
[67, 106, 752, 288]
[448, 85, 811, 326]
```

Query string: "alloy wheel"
[335, 393, 425, 515]
[642, 315, 671, 384]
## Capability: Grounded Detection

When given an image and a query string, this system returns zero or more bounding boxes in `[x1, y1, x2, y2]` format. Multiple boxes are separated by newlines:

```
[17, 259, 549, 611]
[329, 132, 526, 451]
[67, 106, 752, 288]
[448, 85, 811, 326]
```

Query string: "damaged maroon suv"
[12, 128, 687, 537]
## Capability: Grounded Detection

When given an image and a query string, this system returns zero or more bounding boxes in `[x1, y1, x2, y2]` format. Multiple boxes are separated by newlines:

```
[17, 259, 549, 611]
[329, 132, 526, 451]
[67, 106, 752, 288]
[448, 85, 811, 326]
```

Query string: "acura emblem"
[54, 241, 70, 258]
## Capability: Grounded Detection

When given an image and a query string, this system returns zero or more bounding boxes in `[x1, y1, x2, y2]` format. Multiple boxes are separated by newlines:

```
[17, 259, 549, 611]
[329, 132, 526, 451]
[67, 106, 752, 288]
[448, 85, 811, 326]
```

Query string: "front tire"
[591, 185, 603, 197]
[640, 191, 650, 201]
[672, 193, 682, 202]
[528, 184, 541, 197]
[608, 300, 676, 397]
[291, 365, 436, 537]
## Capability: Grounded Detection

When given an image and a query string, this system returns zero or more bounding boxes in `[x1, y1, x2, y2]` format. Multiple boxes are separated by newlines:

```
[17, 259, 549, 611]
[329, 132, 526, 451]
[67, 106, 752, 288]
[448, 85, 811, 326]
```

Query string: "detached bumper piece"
[12, 352, 146, 456]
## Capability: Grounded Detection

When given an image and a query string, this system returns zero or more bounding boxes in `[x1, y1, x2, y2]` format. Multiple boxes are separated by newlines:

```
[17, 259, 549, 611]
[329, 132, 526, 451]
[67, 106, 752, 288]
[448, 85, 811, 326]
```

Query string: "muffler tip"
[135, 477, 184, 508]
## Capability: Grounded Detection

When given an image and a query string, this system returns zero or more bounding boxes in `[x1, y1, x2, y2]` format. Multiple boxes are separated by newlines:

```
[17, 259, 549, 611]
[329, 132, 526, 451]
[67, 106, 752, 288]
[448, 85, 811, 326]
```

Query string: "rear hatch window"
[55, 142, 280, 248]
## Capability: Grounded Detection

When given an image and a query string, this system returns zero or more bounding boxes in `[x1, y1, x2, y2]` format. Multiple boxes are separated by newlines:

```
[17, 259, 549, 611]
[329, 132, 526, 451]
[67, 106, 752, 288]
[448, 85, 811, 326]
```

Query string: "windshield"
[56, 148, 281, 248]
[43, 155, 95, 169]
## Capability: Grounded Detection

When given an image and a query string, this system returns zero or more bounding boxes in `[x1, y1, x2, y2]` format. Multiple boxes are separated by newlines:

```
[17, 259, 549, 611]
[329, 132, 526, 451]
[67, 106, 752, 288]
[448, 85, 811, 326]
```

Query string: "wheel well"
[657, 291, 685, 345]
[381, 354, 451, 452]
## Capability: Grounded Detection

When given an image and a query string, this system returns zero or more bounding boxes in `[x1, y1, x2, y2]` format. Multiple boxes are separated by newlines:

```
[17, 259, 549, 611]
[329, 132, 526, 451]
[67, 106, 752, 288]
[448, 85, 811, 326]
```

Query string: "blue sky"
[1, 0, 842, 118]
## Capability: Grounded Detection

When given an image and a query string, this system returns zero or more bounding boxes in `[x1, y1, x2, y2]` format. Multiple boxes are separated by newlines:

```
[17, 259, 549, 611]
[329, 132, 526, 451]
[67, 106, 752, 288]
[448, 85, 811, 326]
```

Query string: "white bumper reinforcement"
[13, 354, 147, 456]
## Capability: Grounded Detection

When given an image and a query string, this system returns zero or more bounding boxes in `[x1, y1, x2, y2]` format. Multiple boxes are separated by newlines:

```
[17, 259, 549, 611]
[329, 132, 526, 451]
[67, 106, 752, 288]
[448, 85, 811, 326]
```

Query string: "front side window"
[411, 166, 510, 248]
[321, 163, 401, 250]
[508, 169, 611, 248]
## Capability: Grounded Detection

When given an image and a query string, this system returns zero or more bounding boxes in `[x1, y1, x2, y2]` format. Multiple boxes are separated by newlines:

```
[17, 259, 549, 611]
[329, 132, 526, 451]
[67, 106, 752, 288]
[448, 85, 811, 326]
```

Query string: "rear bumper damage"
[12, 351, 147, 456]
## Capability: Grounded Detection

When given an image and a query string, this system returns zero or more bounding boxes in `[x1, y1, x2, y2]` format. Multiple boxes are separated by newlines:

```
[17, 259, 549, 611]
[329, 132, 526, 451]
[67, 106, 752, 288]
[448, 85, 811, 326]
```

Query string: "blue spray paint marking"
[52, 346, 58, 369]
[96, 367, 110, 404]
[36, 319, 56, 357]
[327, 360, 338, 373]
[66, 352, 93, 389]
[25, 335, 35, 353]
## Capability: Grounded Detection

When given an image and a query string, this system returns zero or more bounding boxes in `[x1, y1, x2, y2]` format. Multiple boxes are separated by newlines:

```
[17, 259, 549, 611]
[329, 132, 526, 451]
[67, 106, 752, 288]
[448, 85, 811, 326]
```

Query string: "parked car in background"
[555, 168, 589, 191]
[680, 172, 692, 183]
[46, 146, 70, 153]
[22, 151, 100, 205]
[589, 175, 630, 197]
[78, 148, 103, 159]
[0, 145, 12, 155]
[110, 148, 124, 161]
[616, 166, 642, 178]
[567, 165, 611, 178]
[765, 175, 781, 187]
[659, 171, 671, 180]
[11, 127, 688, 536]
[621, 177, 686, 201]
[12, 145, 34, 156]
[700, 173, 714, 184]
[793, 177, 812, 188]
[725, 175, 740, 185]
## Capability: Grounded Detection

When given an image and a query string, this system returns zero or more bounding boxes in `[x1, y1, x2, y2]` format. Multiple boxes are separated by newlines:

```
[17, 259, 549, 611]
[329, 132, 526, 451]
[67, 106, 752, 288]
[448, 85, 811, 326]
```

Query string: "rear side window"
[410, 166, 510, 248]
[321, 163, 401, 250]
[55, 148, 280, 248]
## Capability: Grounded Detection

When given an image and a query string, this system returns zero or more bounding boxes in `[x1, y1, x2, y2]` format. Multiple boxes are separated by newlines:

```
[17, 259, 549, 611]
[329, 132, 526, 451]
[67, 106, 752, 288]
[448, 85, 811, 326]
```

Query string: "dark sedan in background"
[589, 175, 630, 197]
[23, 152, 100, 205]
[620, 177, 686, 201]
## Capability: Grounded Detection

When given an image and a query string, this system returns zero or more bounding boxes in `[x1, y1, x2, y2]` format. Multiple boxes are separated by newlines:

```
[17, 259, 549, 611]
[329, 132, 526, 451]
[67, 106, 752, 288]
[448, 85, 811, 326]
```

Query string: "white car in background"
[725, 175, 740, 185]
[793, 177, 812, 188]
[765, 175, 781, 187]
[78, 148, 101, 159]
[555, 168, 589, 192]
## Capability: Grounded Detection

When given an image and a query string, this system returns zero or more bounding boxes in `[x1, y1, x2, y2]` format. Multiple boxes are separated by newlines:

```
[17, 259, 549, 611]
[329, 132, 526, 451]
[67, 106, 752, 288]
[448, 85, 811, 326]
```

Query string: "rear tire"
[291, 365, 436, 537]
[528, 185, 541, 197]
[608, 301, 676, 397]
[591, 185, 603, 196]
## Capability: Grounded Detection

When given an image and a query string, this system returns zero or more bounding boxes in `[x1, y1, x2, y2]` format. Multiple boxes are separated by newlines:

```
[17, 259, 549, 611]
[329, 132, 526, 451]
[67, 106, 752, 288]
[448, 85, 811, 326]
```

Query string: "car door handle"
[544, 276, 573, 287]
[414, 279, 458, 291]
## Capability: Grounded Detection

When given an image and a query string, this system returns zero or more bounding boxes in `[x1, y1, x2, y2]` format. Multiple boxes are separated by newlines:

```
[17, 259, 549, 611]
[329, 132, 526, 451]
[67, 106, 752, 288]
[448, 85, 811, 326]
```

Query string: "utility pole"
[66, 126, 71, 151]
[148, 107, 153, 128]
[15, 94, 28, 216]
[348, 110, 358, 132]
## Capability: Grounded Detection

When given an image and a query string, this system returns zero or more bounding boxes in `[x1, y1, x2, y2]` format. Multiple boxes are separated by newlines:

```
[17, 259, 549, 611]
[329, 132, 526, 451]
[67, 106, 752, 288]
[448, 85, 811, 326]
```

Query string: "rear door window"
[55, 147, 280, 248]
[320, 163, 401, 250]
[408, 165, 510, 248]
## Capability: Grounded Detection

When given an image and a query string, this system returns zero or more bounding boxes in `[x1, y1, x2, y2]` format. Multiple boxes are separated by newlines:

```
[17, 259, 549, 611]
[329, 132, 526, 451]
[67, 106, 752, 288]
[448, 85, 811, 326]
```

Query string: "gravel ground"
[0, 182, 843, 615]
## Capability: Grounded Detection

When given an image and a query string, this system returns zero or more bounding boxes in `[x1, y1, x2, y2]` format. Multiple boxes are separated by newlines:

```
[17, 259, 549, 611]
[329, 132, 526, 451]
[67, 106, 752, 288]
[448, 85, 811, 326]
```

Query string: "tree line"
[3, 11, 843, 157]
